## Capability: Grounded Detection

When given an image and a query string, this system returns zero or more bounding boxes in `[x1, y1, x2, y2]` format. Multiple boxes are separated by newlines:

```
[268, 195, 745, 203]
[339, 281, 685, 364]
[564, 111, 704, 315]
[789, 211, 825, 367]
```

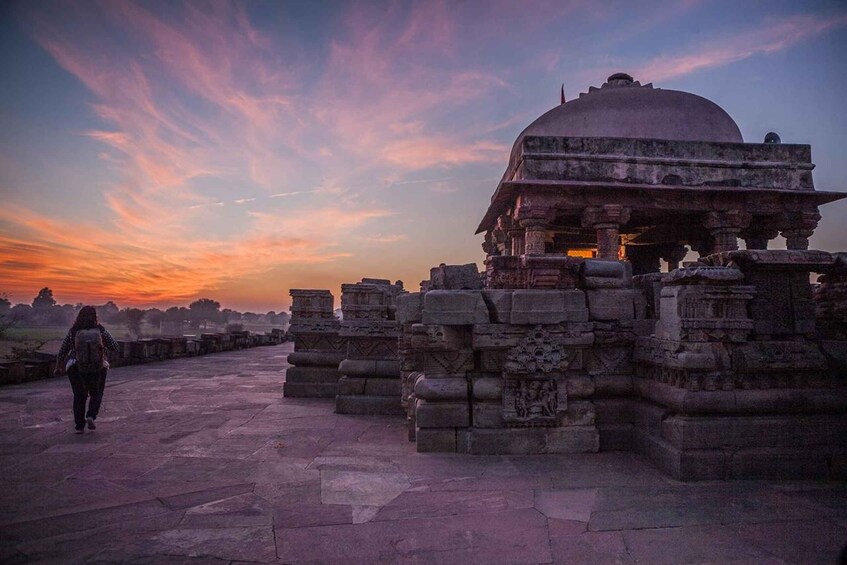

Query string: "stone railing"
[0, 329, 287, 387]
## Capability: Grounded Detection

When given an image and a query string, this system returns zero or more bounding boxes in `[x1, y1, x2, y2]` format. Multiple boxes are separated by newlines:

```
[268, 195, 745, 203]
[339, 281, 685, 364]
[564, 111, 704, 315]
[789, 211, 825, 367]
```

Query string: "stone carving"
[503, 377, 564, 427]
[423, 350, 475, 375]
[504, 327, 571, 374]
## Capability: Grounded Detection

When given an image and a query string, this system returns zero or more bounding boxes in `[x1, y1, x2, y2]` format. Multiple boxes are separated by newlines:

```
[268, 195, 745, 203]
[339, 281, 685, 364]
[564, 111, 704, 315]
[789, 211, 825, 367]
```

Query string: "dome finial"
[607, 73, 634, 86]
[560, 84, 566, 105]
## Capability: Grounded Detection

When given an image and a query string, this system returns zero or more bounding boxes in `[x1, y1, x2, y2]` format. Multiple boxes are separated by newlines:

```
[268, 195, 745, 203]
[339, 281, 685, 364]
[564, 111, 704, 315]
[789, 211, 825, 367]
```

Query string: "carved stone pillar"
[741, 228, 779, 250]
[702, 210, 751, 254]
[511, 231, 525, 256]
[780, 210, 820, 250]
[521, 219, 547, 255]
[582, 205, 631, 261]
[495, 216, 513, 256]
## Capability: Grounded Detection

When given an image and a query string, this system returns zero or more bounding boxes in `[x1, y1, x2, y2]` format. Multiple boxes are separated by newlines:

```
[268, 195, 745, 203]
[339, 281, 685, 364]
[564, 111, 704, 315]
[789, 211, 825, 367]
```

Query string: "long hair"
[71, 305, 99, 333]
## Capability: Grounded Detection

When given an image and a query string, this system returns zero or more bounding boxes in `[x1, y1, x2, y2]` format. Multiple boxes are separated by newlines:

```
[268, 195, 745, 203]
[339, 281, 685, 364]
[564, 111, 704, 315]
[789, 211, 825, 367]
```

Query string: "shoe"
[74, 427, 84, 434]
[86, 417, 96, 430]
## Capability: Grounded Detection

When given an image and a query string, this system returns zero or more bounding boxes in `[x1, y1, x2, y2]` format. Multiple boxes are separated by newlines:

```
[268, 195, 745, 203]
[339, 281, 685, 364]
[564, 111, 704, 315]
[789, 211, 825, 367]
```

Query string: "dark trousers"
[67, 366, 107, 429]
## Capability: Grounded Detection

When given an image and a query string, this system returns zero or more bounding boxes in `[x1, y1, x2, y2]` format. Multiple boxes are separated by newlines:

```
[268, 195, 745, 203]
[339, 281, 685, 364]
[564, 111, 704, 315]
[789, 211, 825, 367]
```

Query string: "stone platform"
[0, 344, 844, 563]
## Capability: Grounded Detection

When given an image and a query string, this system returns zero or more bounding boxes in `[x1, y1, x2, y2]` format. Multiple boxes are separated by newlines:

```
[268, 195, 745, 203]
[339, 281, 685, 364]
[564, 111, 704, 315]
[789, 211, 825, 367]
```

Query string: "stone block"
[413, 376, 468, 401]
[287, 351, 345, 367]
[422, 290, 489, 325]
[338, 359, 400, 378]
[480, 349, 506, 372]
[510, 290, 588, 324]
[581, 259, 632, 289]
[558, 401, 596, 426]
[632, 428, 726, 481]
[415, 399, 470, 428]
[416, 428, 457, 452]
[566, 376, 595, 398]
[410, 324, 467, 351]
[585, 346, 631, 376]
[337, 376, 366, 395]
[662, 415, 847, 450]
[545, 426, 599, 453]
[364, 378, 401, 397]
[481, 290, 513, 323]
[727, 448, 830, 480]
[472, 377, 502, 401]
[395, 292, 423, 324]
[632, 319, 657, 337]
[472, 324, 526, 349]
[285, 365, 340, 384]
[422, 349, 475, 376]
[732, 341, 827, 374]
[593, 374, 633, 396]
[429, 263, 482, 290]
[594, 398, 633, 425]
[586, 290, 634, 321]
[631, 400, 668, 435]
[472, 402, 504, 428]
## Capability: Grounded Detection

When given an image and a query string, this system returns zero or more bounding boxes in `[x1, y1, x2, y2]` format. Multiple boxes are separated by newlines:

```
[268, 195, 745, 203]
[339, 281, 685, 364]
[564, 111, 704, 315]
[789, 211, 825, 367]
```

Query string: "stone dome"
[517, 73, 743, 144]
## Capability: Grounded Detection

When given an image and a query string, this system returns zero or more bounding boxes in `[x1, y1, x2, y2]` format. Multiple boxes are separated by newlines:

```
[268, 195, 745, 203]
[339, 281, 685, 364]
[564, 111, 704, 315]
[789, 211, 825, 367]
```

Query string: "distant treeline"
[0, 288, 289, 338]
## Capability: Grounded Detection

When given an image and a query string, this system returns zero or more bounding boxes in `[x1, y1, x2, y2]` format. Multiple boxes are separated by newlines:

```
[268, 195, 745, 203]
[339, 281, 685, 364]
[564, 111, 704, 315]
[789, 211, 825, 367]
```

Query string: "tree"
[221, 309, 242, 325]
[99, 301, 121, 324]
[32, 288, 56, 310]
[122, 308, 145, 339]
[10, 304, 32, 323]
[188, 298, 221, 329]
[145, 308, 165, 328]
[0, 295, 11, 314]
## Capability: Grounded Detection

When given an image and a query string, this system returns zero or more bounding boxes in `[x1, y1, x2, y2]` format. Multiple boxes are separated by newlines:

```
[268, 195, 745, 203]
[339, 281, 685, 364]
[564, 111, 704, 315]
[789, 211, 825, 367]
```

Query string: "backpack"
[74, 328, 104, 373]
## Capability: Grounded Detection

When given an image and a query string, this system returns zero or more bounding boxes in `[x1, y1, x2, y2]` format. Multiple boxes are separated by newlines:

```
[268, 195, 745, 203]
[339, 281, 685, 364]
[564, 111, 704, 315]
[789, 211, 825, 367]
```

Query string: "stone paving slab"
[0, 343, 845, 563]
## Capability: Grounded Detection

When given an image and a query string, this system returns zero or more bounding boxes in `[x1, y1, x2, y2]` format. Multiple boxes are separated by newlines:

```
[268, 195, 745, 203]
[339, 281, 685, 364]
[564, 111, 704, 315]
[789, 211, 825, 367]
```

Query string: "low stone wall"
[0, 329, 286, 387]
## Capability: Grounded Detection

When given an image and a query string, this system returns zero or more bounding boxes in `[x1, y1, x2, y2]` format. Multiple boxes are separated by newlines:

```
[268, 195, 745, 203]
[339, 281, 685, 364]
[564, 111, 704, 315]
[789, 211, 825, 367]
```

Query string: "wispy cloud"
[635, 13, 847, 81]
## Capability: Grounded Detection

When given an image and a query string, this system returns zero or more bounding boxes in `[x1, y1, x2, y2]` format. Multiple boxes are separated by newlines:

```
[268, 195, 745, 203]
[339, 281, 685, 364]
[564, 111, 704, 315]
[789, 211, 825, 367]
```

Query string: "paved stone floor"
[1, 343, 845, 564]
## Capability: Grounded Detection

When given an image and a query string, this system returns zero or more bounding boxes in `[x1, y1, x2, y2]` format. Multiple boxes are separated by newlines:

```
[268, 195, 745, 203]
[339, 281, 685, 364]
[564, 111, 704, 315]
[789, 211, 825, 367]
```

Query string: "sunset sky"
[1, 0, 846, 312]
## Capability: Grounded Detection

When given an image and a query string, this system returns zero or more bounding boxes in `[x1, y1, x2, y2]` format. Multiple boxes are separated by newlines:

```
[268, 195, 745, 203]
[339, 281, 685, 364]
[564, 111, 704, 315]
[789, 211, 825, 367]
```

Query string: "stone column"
[510, 230, 525, 256]
[521, 219, 547, 255]
[780, 210, 820, 250]
[702, 210, 751, 254]
[285, 289, 343, 398]
[582, 205, 631, 261]
[741, 228, 779, 250]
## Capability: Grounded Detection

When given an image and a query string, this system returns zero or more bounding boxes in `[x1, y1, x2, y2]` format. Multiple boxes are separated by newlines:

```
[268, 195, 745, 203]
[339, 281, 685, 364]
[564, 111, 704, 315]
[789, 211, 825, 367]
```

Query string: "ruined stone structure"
[284, 290, 344, 398]
[397, 74, 847, 479]
[336, 279, 405, 415]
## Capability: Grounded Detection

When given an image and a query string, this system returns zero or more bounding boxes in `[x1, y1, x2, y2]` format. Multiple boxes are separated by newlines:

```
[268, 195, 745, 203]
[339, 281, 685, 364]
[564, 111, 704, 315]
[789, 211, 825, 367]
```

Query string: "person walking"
[54, 306, 119, 433]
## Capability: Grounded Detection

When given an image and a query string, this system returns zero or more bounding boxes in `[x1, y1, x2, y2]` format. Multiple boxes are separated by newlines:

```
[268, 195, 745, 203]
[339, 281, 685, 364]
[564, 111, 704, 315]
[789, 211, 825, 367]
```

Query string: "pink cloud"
[635, 13, 847, 82]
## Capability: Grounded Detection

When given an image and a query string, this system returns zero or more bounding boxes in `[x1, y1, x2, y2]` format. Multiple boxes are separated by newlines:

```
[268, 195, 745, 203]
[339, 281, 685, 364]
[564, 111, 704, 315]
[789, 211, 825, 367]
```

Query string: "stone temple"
[289, 74, 847, 481]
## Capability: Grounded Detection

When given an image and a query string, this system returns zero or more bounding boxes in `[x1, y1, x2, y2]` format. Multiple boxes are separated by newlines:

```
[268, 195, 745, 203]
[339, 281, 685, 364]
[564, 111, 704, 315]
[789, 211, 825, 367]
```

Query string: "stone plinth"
[285, 290, 344, 398]
[632, 259, 847, 480]
[404, 269, 601, 454]
[335, 280, 405, 415]
[703, 250, 834, 339]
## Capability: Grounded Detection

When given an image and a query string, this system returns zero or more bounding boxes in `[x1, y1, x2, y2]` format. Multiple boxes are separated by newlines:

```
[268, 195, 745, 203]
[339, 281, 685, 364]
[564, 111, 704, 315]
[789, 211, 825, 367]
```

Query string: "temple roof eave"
[475, 181, 847, 234]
